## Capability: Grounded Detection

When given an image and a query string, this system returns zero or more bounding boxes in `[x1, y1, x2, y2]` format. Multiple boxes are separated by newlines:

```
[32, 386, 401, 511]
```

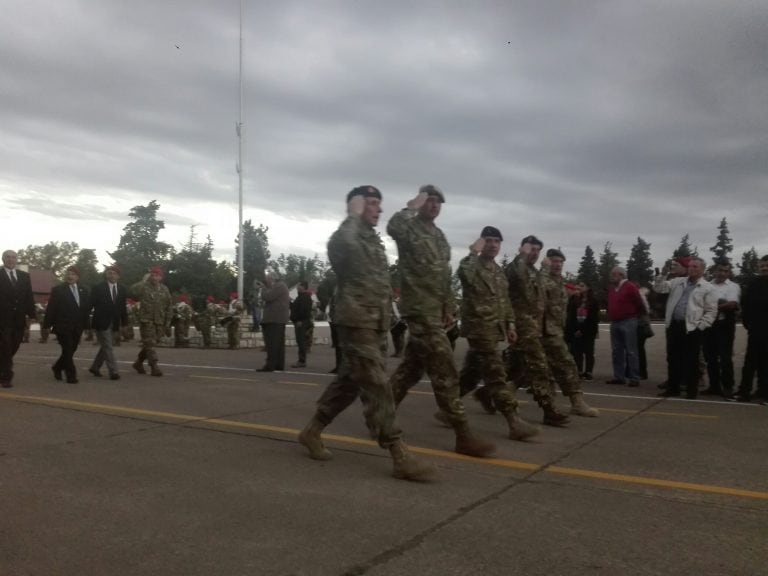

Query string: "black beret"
[419, 184, 445, 203]
[520, 235, 543, 247]
[546, 248, 565, 260]
[346, 185, 382, 203]
[480, 226, 503, 241]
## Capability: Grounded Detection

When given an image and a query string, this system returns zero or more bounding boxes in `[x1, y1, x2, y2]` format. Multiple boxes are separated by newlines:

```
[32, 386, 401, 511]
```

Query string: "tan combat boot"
[298, 415, 333, 461]
[390, 441, 437, 481]
[569, 392, 599, 417]
[542, 403, 570, 427]
[504, 410, 540, 441]
[454, 422, 496, 458]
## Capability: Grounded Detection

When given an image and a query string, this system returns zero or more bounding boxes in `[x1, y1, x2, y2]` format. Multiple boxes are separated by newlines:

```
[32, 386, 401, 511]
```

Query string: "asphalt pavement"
[1, 326, 766, 575]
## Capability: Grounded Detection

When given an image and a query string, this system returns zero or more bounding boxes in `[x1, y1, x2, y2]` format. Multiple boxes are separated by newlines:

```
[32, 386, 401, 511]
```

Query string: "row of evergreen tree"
[14, 204, 762, 312]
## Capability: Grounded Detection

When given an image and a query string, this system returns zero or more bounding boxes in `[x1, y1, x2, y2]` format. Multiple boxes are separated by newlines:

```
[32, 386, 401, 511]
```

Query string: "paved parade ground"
[1, 326, 766, 575]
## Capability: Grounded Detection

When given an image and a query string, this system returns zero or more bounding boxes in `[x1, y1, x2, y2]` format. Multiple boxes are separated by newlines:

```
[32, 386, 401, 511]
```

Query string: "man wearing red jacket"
[606, 267, 646, 387]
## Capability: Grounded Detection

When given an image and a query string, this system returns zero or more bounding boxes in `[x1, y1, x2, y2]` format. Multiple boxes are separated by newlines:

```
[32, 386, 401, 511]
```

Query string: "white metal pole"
[236, 0, 245, 300]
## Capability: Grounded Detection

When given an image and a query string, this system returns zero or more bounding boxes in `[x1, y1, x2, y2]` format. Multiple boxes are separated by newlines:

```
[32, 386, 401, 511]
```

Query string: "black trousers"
[568, 335, 595, 375]
[261, 323, 285, 371]
[703, 318, 736, 394]
[294, 321, 309, 363]
[0, 324, 25, 382]
[667, 320, 706, 398]
[53, 328, 83, 379]
[738, 331, 768, 399]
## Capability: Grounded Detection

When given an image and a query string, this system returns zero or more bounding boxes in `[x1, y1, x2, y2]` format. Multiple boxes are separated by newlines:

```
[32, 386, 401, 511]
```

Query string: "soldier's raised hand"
[407, 190, 429, 210]
[470, 238, 485, 254]
[347, 195, 365, 217]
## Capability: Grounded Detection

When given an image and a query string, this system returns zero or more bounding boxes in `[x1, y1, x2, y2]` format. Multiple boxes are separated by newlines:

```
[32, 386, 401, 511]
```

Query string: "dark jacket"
[565, 292, 599, 342]
[90, 281, 128, 331]
[0, 268, 36, 331]
[261, 281, 290, 324]
[290, 292, 313, 323]
[741, 276, 768, 335]
[44, 283, 91, 334]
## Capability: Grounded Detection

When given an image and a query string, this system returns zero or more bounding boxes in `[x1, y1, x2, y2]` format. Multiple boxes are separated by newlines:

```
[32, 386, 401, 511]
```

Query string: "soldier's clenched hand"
[407, 190, 429, 210]
[470, 238, 485, 254]
[507, 328, 517, 345]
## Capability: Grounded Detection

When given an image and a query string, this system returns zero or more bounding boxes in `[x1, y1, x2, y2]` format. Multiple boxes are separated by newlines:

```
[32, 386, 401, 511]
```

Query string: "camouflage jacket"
[131, 281, 173, 326]
[458, 251, 515, 342]
[328, 215, 391, 331]
[173, 302, 193, 323]
[505, 254, 545, 328]
[541, 272, 568, 337]
[387, 208, 455, 323]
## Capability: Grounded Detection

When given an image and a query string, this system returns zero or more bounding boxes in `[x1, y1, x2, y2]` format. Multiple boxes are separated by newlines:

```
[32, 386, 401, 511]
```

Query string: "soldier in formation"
[299, 185, 436, 481]
[172, 295, 193, 348]
[131, 266, 173, 377]
[540, 249, 599, 418]
[454, 227, 540, 440]
[225, 292, 244, 350]
[505, 236, 571, 427]
[387, 185, 496, 459]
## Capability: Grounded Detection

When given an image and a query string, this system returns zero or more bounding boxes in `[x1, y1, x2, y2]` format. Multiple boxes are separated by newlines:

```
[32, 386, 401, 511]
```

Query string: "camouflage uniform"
[457, 250, 517, 413]
[541, 271, 599, 417]
[312, 215, 402, 449]
[386, 204, 495, 457]
[540, 273, 581, 396]
[226, 299, 244, 349]
[131, 280, 173, 374]
[387, 207, 465, 422]
[505, 254, 564, 416]
[172, 301, 193, 347]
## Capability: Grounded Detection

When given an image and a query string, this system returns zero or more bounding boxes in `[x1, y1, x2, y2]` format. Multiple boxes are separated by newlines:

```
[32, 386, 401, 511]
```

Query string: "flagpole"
[236, 0, 244, 300]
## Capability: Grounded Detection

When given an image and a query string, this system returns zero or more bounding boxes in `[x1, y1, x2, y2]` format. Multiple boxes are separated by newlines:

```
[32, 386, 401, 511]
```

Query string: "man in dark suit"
[88, 265, 128, 380]
[0, 250, 37, 388]
[44, 266, 91, 384]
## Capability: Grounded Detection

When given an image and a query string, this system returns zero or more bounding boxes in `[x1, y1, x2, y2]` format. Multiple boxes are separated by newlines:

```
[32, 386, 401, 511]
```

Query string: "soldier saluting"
[131, 266, 173, 376]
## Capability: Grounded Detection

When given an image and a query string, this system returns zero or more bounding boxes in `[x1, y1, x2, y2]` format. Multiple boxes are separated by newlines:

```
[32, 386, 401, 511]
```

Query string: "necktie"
[9, 270, 17, 286]
[111, 284, 117, 302]
[71, 284, 80, 306]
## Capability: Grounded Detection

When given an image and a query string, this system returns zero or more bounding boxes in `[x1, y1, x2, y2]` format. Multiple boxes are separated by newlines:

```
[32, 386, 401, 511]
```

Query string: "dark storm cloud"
[1, 0, 766, 267]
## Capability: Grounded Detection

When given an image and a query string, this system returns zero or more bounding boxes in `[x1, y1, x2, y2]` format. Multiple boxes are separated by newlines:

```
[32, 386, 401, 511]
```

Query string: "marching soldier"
[505, 236, 571, 426]
[454, 228, 540, 440]
[387, 185, 495, 458]
[299, 185, 436, 481]
[540, 249, 599, 417]
[131, 267, 173, 376]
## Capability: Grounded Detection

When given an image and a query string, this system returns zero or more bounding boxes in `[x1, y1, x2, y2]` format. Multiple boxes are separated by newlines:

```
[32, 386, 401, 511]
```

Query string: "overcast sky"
[2, 0, 766, 275]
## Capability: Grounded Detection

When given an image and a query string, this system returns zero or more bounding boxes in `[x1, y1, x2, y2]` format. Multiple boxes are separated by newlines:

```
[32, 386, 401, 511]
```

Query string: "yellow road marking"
[0, 392, 762, 500]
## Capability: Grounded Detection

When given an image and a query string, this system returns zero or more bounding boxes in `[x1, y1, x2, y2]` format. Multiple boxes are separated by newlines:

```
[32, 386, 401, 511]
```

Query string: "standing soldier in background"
[540, 249, 599, 417]
[299, 185, 436, 481]
[131, 267, 173, 376]
[389, 288, 407, 358]
[36, 301, 49, 343]
[290, 281, 313, 367]
[387, 185, 496, 458]
[226, 292, 244, 350]
[172, 295, 193, 348]
[506, 236, 570, 426]
[196, 296, 216, 348]
[455, 228, 540, 440]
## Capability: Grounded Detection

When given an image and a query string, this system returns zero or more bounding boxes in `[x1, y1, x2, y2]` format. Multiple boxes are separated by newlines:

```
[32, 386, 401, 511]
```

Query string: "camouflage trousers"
[506, 314, 556, 407]
[315, 326, 402, 449]
[460, 339, 519, 414]
[174, 321, 190, 347]
[227, 318, 240, 349]
[139, 322, 166, 365]
[389, 321, 467, 426]
[542, 334, 581, 397]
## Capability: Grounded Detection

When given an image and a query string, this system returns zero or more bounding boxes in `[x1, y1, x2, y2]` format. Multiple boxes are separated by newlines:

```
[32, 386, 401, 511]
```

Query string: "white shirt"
[710, 279, 740, 320]
[4, 267, 17, 283]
